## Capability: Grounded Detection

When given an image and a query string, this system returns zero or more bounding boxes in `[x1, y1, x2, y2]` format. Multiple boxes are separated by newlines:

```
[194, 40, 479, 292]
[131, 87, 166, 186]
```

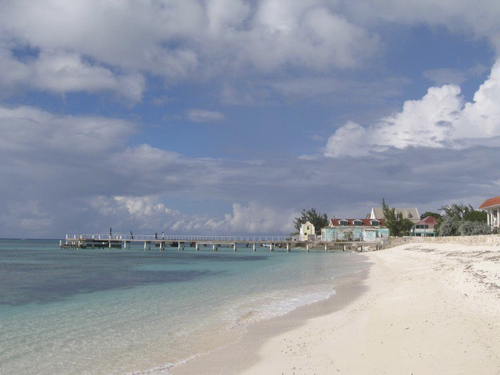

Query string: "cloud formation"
[186, 109, 226, 123]
[0, 0, 382, 100]
[1, 102, 499, 238]
[2, 1, 500, 238]
[325, 60, 500, 157]
[0, 49, 145, 101]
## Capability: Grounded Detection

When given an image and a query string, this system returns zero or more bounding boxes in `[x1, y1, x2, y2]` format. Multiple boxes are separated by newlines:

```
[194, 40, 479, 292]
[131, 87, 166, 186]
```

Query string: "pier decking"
[61, 234, 388, 252]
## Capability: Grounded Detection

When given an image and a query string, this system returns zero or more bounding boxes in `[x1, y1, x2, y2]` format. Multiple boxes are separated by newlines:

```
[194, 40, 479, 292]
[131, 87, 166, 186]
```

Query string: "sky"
[1, 0, 500, 238]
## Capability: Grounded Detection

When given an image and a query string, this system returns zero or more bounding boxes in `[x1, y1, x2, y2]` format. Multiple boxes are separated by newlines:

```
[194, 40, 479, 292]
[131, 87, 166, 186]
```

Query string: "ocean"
[0, 239, 368, 374]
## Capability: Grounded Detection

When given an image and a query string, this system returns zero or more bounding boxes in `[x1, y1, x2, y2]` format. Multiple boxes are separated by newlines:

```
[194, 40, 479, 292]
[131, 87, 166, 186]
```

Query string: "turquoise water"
[0, 239, 368, 374]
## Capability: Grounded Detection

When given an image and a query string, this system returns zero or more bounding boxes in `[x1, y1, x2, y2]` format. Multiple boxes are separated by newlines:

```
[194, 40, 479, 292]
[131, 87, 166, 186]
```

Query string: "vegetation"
[437, 218, 461, 236]
[437, 203, 489, 236]
[293, 208, 329, 234]
[381, 199, 414, 237]
[458, 221, 491, 236]
[439, 204, 486, 222]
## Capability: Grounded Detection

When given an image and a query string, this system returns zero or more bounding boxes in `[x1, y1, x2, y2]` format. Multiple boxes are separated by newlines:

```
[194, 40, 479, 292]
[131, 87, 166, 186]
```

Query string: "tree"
[293, 208, 329, 234]
[439, 204, 474, 220]
[382, 199, 414, 237]
[463, 210, 487, 223]
[438, 217, 461, 236]
[438, 203, 488, 236]
[458, 221, 491, 236]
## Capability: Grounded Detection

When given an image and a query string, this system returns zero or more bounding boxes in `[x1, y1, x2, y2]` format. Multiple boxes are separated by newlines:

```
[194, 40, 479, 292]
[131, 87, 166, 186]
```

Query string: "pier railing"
[65, 234, 292, 242]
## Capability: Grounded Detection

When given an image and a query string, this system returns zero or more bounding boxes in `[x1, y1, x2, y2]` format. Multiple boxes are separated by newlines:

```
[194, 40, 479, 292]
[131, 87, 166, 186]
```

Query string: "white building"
[299, 221, 315, 241]
[369, 207, 420, 224]
[479, 196, 500, 230]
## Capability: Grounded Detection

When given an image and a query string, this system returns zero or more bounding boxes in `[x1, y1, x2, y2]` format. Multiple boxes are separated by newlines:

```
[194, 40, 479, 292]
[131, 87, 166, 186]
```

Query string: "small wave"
[131, 289, 337, 375]
[231, 288, 337, 327]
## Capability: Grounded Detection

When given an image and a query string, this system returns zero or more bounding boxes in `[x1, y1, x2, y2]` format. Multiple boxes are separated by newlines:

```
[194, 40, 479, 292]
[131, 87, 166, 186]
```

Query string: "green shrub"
[438, 218, 461, 236]
[458, 221, 491, 236]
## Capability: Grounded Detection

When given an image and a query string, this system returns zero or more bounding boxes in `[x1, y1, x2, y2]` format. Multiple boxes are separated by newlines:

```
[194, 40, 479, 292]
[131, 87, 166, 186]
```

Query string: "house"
[479, 196, 500, 230]
[322, 219, 389, 242]
[299, 221, 316, 241]
[411, 216, 436, 237]
[369, 207, 420, 224]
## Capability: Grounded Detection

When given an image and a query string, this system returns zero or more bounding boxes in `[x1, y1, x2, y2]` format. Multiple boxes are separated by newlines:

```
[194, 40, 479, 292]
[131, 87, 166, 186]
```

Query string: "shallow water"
[0, 239, 368, 374]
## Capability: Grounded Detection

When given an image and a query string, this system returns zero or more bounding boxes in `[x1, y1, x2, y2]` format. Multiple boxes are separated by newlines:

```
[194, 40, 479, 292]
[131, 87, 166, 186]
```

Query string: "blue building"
[321, 219, 390, 242]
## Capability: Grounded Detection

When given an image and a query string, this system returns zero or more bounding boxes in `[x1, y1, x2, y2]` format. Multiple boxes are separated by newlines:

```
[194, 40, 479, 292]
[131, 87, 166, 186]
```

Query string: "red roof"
[418, 216, 437, 226]
[479, 196, 500, 209]
[329, 218, 384, 227]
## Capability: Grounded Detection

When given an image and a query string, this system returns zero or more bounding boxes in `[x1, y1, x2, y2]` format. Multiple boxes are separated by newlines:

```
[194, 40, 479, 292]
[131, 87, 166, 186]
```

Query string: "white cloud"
[0, 0, 380, 90]
[325, 60, 500, 157]
[3, 103, 500, 238]
[186, 109, 226, 123]
[2, 0, 500, 102]
[243, 2, 380, 71]
[0, 105, 134, 155]
[32, 51, 145, 101]
[91, 197, 296, 235]
[0, 49, 145, 101]
[455, 61, 500, 139]
[222, 202, 297, 234]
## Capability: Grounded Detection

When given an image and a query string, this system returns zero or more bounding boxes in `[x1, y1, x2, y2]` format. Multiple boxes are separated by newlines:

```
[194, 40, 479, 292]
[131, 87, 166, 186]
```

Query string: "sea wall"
[389, 234, 500, 247]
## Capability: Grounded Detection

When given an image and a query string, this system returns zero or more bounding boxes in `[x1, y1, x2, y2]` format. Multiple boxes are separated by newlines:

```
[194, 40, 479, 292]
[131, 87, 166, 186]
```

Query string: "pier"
[60, 234, 388, 252]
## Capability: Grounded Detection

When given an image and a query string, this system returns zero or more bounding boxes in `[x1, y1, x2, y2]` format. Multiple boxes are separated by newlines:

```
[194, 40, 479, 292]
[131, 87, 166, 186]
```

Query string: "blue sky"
[1, 0, 500, 238]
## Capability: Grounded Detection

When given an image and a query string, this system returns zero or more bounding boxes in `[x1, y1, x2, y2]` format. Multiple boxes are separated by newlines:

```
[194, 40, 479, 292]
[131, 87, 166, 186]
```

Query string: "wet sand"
[171, 243, 500, 375]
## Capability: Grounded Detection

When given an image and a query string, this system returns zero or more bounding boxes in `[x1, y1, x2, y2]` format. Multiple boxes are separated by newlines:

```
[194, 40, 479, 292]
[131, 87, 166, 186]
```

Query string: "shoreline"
[170, 257, 371, 375]
[171, 243, 500, 374]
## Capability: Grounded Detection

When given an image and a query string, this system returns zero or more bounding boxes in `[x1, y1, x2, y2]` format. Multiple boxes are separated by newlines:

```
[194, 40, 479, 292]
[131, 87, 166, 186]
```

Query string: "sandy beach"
[172, 243, 500, 375]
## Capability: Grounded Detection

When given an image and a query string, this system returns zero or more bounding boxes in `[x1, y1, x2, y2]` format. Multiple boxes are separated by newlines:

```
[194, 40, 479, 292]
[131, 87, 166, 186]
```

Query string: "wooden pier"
[60, 234, 388, 252]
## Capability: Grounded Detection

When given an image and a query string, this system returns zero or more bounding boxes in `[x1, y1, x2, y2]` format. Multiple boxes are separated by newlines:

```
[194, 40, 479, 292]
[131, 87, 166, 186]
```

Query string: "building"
[369, 207, 420, 224]
[479, 196, 500, 230]
[411, 216, 436, 237]
[322, 219, 389, 242]
[299, 221, 316, 241]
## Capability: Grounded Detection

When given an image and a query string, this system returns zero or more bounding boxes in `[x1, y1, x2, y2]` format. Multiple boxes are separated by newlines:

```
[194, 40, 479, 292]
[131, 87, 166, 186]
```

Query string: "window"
[354, 220, 363, 226]
[307, 226, 310, 230]
[371, 220, 379, 226]
[340, 220, 348, 226]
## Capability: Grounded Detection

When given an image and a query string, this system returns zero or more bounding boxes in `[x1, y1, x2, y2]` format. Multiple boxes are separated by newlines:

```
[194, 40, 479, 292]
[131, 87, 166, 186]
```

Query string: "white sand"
[172, 243, 500, 375]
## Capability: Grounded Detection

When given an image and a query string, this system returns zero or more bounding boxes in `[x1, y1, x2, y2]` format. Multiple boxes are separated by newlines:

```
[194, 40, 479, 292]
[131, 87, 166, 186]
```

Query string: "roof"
[330, 218, 385, 227]
[417, 216, 437, 226]
[479, 196, 500, 209]
[371, 207, 420, 223]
